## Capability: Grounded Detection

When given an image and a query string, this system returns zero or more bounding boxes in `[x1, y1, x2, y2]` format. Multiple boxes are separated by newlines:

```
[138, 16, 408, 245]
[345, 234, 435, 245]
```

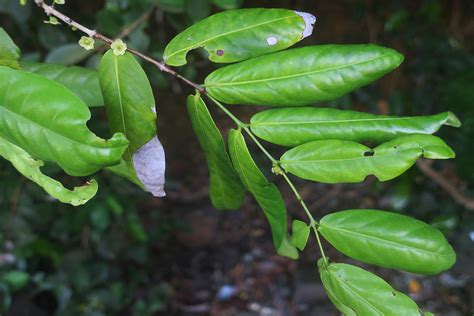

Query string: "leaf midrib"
[321, 224, 453, 257]
[205, 52, 396, 87]
[113, 56, 133, 163]
[0, 107, 107, 150]
[192, 98, 227, 205]
[251, 116, 442, 126]
[281, 147, 421, 164]
[231, 132, 254, 192]
[231, 132, 287, 247]
[328, 268, 384, 315]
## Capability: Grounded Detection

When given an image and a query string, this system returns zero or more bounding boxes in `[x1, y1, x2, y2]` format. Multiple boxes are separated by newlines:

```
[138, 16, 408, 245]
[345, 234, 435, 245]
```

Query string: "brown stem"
[35, 0, 97, 37]
[34, 0, 205, 93]
[417, 160, 474, 211]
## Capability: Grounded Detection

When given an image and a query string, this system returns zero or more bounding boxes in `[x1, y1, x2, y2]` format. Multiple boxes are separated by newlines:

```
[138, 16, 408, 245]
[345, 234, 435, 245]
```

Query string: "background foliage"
[0, 0, 473, 315]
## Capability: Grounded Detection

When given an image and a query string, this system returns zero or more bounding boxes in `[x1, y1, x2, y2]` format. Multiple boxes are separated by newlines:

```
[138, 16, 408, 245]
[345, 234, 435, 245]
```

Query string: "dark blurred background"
[0, 0, 473, 315]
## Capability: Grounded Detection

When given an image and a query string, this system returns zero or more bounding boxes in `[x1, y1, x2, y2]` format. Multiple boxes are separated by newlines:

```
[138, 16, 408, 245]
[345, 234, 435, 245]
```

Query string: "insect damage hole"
[364, 151, 375, 157]
[216, 49, 224, 56]
[266, 36, 278, 46]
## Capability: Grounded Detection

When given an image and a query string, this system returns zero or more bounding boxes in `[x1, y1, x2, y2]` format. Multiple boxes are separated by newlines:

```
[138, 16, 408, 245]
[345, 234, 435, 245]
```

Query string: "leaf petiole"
[206, 94, 328, 265]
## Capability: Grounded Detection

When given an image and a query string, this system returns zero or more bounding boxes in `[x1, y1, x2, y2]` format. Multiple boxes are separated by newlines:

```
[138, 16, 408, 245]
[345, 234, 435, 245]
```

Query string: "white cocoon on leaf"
[294, 11, 317, 39]
[133, 136, 166, 197]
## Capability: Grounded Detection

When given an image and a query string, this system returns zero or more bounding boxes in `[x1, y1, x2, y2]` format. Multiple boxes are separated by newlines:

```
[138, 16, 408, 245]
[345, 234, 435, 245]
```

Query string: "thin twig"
[205, 96, 327, 264]
[34, 0, 205, 93]
[35, 0, 97, 37]
[417, 160, 474, 211]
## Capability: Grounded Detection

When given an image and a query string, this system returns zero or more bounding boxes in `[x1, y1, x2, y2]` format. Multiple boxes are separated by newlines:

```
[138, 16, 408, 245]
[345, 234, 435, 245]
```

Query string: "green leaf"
[212, 0, 243, 9]
[45, 43, 93, 65]
[0, 136, 98, 206]
[0, 66, 128, 176]
[187, 93, 245, 210]
[280, 134, 454, 183]
[205, 44, 404, 107]
[228, 128, 298, 259]
[251, 107, 461, 147]
[21, 62, 104, 107]
[319, 261, 421, 316]
[320, 210, 456, 275]
[163, 8, 314, 66]
[0, 27, 21, 69]
[99, 50, 165, 197]
[1, 271, 29, 291]
[99, 51, 156, 152]
[290, 220, 310, 251]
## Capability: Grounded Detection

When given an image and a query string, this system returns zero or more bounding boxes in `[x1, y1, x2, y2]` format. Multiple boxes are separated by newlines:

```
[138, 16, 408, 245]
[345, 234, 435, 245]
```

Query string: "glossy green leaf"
[0, 66, 128, 176]
[1, 270, 29, 291]
[251, 107, 461, 147]
[99, 51, 156, 153]
[319, 261, 421, 316]
[0, 27, 20, 69]
[212, 0, 243, 9]
[99, 50, 165, 197]
[187, 93, 245, 210]
[45, 43, 93, 65]
[0, 136, 98, 206]
[280, 134, 454, 183]
[205, 44, 404, 106]
[21, 62, 104, 107]
[228, 128, 298, 259]
[319, 209, 456, 274]
[290, 220, 310, 251]
[163, 8, 314, 66]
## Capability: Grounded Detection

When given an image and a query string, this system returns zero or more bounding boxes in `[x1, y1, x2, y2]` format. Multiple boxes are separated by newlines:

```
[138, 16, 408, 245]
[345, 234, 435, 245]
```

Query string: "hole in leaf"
[364, 151, 374, 157]
[216, 50, 224, 56]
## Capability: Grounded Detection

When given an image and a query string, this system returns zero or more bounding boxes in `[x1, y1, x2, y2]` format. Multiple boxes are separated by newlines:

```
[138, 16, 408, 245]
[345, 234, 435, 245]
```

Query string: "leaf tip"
[422, 145, 456, 159]
[393, 50, 405, 67]
[277, 236, 299, 259]
[445, 111, 461, 128]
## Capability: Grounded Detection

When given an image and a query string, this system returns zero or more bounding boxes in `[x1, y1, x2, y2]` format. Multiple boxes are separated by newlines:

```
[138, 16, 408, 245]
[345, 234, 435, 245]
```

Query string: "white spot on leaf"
[133, 136, 166, 197]
[266, 36, 278, 46]
[294, 11, 317, 39]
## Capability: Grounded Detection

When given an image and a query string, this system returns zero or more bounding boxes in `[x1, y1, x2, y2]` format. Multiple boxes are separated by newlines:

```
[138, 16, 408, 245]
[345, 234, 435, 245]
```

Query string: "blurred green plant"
[0, 0, 472, 315]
